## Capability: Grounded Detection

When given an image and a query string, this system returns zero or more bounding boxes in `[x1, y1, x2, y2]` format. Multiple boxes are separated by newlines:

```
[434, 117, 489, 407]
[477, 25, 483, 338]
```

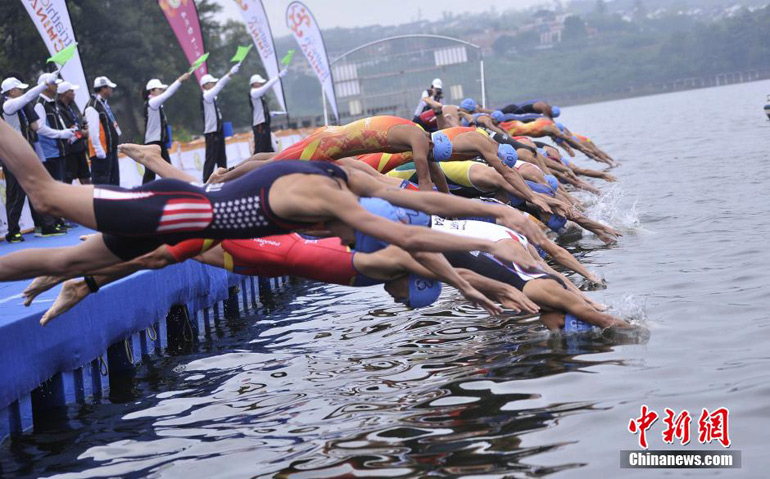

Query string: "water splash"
[609, 293, 648, 325]
[584, 186, 641, 231]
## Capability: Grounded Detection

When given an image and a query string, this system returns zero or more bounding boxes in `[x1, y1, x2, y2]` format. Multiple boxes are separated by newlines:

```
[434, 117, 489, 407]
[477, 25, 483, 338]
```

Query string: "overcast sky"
[214, 0, 556, 38]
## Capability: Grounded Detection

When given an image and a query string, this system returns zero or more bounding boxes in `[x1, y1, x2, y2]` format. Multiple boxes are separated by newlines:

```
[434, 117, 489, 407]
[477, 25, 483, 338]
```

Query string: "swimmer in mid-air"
[0, 121, 555, 286]
[209, 115, 451, 192]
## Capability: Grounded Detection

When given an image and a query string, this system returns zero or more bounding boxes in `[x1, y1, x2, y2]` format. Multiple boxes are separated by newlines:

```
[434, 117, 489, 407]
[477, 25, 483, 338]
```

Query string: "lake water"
[1, 81, 769, 478]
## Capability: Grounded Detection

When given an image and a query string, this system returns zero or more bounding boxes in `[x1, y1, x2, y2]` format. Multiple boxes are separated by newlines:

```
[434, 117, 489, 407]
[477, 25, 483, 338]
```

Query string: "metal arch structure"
[326, 34, 487, 122]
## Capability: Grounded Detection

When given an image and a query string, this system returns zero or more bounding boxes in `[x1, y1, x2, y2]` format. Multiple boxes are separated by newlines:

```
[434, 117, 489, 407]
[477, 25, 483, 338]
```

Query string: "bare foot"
[40, 280, 90, 326]
[602, 173, 617, 182]
[118, 143, 161, 167]
[23, 276, 65, 306]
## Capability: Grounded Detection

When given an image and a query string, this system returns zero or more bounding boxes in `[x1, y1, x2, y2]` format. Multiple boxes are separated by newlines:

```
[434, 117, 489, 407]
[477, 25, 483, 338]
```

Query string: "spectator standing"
[1, 73, 72, 241]
[412, 78, 443, 121]
[142, 71, 190, 183]
[57, 81, 91, 185]
[200, 63, 240, 182]
[248, 68, 286, 154]
[85, 76, 121, 185]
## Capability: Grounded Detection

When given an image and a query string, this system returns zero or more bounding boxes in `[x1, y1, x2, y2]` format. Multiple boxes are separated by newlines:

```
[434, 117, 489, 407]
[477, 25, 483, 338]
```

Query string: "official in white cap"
[249, 67, 287, 155]
[85, 75, 121, 185]
[141, 70, 191, 183]
[57, 81, 92, 186]
[1, 72, 63, 242]
[33, 73, 78, 235]
[413, 77, 444, 123]
[200, 62, 240, 182]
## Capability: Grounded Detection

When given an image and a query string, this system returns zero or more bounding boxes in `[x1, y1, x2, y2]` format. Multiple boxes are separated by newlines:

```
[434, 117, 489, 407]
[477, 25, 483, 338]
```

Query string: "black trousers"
[109, 151, 120, 186]
[142, 141, 171, 184]
[203, 131, 227, 183]
[64, 150, 91, 183]
[252, 124, 274, 154]
[2, 165, 26, 236]
[91, 151, 119, 186]
[40, 160, 62, 229]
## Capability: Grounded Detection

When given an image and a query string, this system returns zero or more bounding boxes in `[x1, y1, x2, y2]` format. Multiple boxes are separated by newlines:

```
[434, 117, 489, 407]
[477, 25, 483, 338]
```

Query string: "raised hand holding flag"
[189, 52, 210, 74]
[231, 45, 253, 63]
[47, 43, 78, 67]
[281, 50, 295, 67]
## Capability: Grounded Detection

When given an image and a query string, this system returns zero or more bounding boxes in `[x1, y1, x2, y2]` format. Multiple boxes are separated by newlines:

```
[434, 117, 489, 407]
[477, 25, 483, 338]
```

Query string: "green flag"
[231, 45, 252, 63]
[188, 52, 210, 74]
[47, 43, 78, 66]
[281, 49, 295, 67]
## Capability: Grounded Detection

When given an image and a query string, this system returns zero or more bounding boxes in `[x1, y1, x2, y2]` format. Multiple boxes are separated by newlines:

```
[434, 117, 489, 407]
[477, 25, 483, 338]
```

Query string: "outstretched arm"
[346, 168, 550, 246]
[406, 129, 435, 191]
[147, 73, 189, 109]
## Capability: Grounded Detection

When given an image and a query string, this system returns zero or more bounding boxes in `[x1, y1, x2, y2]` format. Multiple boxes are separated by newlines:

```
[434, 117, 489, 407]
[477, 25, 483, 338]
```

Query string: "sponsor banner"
[19, 0, 89, 110]
[158, 0, 208, 82]
[235, 0, 288, 112]
[286, 1, 338, 121]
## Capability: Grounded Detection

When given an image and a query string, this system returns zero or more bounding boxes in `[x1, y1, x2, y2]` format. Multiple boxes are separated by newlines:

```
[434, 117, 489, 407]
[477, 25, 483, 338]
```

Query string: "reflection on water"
[3, 80, 770, 478]
[0, 280, 647, 479]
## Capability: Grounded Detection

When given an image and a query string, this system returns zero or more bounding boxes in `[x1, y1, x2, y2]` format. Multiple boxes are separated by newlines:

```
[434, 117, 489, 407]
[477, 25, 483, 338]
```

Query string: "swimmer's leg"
[0, 234, 120, 282]
[40, 279, 90, 326]
[38, 245, 185, 324]
[118, 144, 197, 182]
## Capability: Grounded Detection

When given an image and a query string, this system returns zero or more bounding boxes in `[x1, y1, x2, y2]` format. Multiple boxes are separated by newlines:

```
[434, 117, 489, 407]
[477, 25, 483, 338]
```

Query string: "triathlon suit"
[165, 234, 380, 287]
[500, 118, 554, 138]
[430, 217, 563, 290]
[499, 113, 543, 123]
[501, 100, 542, 115]
[272, 116, 416, 162]
[485, 130, 536, 153]
[358, 152, 413, 173]
[387, 161, 491, 198]
[415, 109, 438, 131]
[94, 160, 347, 246]
[574, 134, 591, 144]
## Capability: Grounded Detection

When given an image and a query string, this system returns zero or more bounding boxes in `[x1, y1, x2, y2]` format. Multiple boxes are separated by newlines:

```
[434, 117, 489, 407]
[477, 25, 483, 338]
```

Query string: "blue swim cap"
[497, 143, 518, 167]
[431, 131, 453, 162]
[525, 180, 555, 197]
[460, 98, 476, 111]
[546, 214, 567, 233]
[555, 122, 565, 133]
[564, 313, 594, 332]
[404, 275, 442, 308]
[491, 110, 504, 123]
[551, 106, 561, 118]
[536, 147, 548, 157]
[544, 174, 559, 194]
[395, 206, 431, 226]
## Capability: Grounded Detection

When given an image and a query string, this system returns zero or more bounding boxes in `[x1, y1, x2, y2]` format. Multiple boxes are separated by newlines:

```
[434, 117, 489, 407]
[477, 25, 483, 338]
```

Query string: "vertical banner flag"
[19, 0, 89, 110]
[158, 0, 208, 82]
[235, 0, 288, 112]
[286, 1, 338, 121]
